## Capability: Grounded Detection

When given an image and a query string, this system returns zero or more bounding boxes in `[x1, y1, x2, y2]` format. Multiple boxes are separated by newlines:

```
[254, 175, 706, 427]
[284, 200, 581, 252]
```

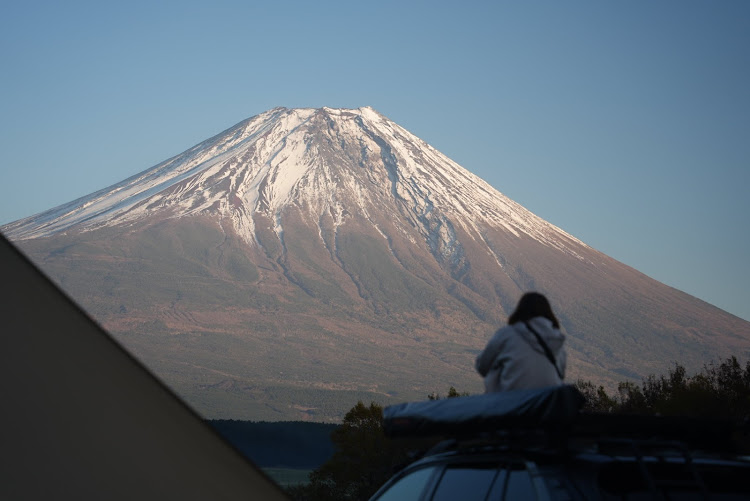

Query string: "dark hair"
[507, 292, 560, 328]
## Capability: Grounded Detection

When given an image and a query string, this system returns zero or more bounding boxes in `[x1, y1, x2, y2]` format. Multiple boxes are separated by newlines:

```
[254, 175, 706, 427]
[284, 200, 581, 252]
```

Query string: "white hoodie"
[475, 316, 567, 393]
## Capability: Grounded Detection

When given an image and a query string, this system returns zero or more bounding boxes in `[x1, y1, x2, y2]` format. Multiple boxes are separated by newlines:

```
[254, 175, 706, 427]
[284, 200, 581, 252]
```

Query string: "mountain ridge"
[4, 107, 588, 256]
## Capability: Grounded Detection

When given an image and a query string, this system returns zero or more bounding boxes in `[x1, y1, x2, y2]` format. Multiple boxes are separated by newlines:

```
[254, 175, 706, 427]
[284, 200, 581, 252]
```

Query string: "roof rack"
[572, 412, 746, 455]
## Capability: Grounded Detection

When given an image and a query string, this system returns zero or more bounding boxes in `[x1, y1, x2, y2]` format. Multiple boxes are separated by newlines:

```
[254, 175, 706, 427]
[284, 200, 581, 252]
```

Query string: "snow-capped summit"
[4, 107, 585, 260]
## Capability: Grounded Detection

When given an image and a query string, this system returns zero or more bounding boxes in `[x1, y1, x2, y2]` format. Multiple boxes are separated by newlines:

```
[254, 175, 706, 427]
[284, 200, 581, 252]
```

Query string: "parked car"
[370, 386, 750, 500]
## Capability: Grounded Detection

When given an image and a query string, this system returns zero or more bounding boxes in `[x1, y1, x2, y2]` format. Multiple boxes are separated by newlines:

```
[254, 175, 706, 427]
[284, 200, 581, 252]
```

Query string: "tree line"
[207, 420, 337, 469]
[287, 356, 750, 501]
[575, 356, 750, 417]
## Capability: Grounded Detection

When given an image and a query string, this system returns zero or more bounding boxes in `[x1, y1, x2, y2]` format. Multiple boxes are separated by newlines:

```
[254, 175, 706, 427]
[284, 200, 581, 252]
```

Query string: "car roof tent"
[0, 234, 289, 500]
[383, 384, 586, 438]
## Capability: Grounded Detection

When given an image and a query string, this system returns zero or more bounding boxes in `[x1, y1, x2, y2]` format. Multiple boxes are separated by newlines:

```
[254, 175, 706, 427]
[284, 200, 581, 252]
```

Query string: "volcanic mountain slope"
[5, 107, 749, 421]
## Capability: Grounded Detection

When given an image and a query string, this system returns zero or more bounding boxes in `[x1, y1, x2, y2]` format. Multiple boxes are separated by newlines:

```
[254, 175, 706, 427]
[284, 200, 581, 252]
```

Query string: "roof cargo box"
[383, 385, 585, 438]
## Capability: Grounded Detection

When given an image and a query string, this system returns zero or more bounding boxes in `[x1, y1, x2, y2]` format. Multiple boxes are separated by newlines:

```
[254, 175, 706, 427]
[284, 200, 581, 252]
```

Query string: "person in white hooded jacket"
[475, 292, 567, 393]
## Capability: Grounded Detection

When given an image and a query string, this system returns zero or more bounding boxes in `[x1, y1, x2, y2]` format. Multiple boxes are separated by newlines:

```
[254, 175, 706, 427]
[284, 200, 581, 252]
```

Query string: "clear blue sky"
[2, 1, 749, 322]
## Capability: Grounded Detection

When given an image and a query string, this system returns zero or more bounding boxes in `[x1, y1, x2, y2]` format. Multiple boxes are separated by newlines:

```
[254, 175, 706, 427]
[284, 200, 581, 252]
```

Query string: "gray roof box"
[383, 385, 585, 438]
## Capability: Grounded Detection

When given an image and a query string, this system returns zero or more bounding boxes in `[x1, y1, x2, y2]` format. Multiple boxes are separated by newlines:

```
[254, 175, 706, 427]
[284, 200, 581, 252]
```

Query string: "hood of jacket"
[515, 317, 566, 358]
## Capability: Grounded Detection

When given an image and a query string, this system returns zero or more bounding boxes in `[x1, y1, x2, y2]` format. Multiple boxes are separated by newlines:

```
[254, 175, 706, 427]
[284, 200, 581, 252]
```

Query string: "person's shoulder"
[494, 324, 516, 336]
[527, 316, 556, 330]
[489, 324, 522, 343]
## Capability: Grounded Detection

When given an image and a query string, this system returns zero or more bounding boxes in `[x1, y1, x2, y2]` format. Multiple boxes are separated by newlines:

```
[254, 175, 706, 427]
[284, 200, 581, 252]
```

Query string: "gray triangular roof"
[0, 233, 289, 500]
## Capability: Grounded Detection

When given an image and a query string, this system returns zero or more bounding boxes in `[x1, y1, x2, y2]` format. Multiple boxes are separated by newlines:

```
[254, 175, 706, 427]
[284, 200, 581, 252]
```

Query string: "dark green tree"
[576, 356, 750, 420]
[427, 385, 470, 400]
[574, 379, 618, 413]
[292, 389, 466, 500]
[301, 401, 415, 501]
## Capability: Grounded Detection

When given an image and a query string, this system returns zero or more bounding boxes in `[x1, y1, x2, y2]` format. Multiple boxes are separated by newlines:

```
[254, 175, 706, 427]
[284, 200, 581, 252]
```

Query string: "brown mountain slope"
[15, 209, 749, 421]
[7, 107, 750, 420]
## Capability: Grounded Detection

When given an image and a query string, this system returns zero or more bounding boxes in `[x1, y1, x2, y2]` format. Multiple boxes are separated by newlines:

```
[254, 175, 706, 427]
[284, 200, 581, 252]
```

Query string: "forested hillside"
[207, 420, 337, 469]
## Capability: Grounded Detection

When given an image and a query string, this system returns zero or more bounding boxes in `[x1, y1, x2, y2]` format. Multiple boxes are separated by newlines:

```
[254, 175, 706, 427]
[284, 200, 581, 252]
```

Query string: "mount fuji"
[4, 107, 749, 420]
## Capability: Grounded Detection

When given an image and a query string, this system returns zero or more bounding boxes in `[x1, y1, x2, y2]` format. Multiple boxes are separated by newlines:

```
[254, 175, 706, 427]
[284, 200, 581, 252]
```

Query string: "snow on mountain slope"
[3, 107, 588, 261]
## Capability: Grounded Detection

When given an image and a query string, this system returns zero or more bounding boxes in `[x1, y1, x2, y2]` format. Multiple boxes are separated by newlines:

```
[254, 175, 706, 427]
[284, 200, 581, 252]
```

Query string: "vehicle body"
[371, 386, 750, 500]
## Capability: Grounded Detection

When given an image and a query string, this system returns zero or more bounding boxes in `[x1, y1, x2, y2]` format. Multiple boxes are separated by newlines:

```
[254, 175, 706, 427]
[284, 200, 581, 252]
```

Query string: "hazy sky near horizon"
[2, 1, 748, 322]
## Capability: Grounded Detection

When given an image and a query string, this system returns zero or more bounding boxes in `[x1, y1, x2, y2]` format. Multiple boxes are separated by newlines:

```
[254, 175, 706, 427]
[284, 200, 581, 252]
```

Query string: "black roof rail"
[571, 413, 743, 454]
